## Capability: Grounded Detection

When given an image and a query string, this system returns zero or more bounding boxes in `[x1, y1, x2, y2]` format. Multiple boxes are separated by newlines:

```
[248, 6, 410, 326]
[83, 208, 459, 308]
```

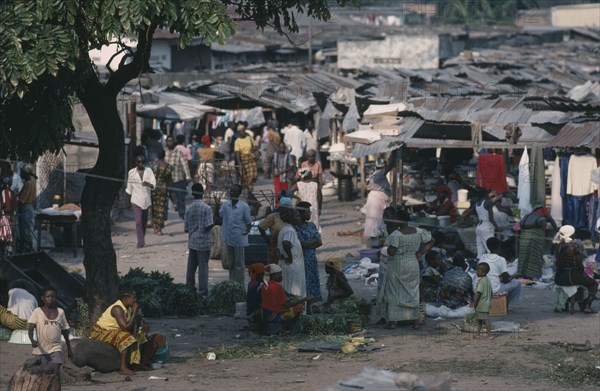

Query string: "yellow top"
[95, 300, 130, 330]
[234, 136, 254, 154]
[258, 212, 285, 238]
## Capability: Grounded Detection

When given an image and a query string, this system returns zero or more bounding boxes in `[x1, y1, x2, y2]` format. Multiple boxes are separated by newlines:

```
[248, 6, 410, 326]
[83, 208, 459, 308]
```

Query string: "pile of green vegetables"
[120, 268, 246, 318]
[292, 298, 372, 336]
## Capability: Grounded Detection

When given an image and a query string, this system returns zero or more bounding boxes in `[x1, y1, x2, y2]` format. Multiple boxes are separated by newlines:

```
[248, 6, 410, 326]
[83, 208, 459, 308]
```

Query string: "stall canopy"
[136, 103, 220, 121]
[545, 122, 600, 148]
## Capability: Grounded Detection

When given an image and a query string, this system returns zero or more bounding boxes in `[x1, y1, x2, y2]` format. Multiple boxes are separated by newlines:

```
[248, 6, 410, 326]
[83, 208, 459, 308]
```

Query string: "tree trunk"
[78, 85, 125, 324]
[8, 357, 55, 391]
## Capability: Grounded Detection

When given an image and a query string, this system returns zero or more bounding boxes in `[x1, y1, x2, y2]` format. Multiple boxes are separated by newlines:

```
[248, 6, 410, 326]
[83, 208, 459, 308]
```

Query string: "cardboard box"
[490, 294, 508, 316]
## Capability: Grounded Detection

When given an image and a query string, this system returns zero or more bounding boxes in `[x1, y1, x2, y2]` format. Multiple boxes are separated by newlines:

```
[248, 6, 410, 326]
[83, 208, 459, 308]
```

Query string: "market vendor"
[260, 264, 313, 329]
[91, 289, 167, 375]
[324, 258, 354, 308]
[363, 151, 396, 238]
[425, 185, 457, 223]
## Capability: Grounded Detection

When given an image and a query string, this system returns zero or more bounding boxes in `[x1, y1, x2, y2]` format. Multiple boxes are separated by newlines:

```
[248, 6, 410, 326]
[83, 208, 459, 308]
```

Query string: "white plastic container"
[457, 189, 468, 203]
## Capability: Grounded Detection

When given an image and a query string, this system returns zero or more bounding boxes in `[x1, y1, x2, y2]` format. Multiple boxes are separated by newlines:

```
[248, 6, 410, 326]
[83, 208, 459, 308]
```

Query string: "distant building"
[551, 3, 600, 27]
[337, 35, 439, 70]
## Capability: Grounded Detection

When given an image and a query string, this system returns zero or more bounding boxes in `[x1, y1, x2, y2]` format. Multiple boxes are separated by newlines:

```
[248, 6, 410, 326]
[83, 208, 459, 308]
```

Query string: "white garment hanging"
[550, 156, 562, 226]
[518, 147, 531, 217]
[567, 155, 597, 196]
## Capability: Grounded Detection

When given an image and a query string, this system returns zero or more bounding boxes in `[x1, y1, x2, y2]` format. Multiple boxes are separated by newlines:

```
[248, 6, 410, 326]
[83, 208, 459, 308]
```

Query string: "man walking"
[165, 135, 192, 219]
[219, 184, 252, 284]
[184, 183, 214, 296]
[125, 155, 156, 248]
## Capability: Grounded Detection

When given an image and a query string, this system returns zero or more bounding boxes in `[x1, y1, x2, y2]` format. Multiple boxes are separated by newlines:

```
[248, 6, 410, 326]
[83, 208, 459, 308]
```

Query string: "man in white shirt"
[283, 121, 305, 160]
[472, 237, 522, 306]
[126, 155, 156, 248]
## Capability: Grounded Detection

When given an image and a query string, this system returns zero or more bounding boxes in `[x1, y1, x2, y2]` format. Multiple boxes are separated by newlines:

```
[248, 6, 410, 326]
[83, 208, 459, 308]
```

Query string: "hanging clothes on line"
[518, 148, 531, 217]
[476, 153, 508, 194]
[559, 154, 571, 225]
[566, 151, 597, 229]
[529, 144, 545, 206]
[550, 156, 562, 226]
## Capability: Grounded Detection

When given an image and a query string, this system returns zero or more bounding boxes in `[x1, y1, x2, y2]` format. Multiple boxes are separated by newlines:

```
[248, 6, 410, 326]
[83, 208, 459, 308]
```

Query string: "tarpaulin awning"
[136, 103, 219, 121]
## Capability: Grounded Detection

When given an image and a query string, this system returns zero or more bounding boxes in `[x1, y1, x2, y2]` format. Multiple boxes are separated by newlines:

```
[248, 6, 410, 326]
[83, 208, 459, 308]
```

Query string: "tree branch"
[105, 22, 156, 96]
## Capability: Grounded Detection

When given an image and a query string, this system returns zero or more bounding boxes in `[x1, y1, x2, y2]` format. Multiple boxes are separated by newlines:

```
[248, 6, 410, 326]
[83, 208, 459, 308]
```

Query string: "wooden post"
[360, 157, 365, 200]
[391, 160, 398, 206]
[397, 146, 404, 206]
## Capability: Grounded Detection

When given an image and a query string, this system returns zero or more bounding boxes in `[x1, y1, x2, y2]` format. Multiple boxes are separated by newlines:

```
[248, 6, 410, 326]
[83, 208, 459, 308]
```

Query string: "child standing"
[28, 286, 72, 391]
[472, 263, 493, 340]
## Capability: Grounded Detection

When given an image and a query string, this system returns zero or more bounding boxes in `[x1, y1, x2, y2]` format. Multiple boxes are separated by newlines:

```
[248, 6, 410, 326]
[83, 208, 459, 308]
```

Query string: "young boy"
[472, 263, 493, 340]
[28, 286, 72, 391]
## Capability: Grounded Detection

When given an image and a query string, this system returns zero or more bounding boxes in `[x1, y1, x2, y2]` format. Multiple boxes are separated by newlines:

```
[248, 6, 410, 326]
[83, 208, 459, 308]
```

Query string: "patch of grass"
[549, 364, 600, 387]
[526, 343, 600, 387]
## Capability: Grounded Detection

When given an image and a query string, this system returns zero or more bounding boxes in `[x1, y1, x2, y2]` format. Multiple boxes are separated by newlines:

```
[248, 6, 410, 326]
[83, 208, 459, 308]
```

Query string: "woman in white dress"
[277, 207, 306, 297]
[291, 168, 320, 232]
[473, 188, 499, 257]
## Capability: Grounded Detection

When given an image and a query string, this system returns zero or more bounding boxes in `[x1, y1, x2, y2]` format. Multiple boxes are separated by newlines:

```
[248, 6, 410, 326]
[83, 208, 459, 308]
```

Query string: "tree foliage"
[0, 0, 358, 159]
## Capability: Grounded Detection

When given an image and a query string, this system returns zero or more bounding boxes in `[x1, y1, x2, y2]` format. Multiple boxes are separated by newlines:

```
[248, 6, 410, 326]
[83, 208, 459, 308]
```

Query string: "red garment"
[1, 188, 17, 214]
[477, 154, 508, 193]
[260, 280, 287, 313]
[273, 176, 288, 207]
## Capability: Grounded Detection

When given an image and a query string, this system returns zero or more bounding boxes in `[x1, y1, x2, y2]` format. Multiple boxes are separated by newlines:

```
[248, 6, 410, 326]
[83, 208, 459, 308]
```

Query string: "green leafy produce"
[119, 268, 201, 318]
[207, 280, 246, 315]
[172, 284, 202, 317]
[138, 294, 163, 318]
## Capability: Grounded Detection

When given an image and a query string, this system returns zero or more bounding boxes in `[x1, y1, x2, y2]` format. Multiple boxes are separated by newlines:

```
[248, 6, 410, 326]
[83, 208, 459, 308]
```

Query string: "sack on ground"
[71, 339, 120, 373]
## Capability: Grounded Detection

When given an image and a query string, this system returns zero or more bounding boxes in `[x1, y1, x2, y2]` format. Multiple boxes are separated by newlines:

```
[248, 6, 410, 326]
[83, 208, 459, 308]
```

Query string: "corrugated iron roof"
[545, 122, 600, 148]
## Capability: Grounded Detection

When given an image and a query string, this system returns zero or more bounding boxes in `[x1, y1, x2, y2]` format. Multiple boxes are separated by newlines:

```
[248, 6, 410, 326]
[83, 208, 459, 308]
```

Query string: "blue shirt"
[184, 199, 214, 251]
[220, 200, 252, 247]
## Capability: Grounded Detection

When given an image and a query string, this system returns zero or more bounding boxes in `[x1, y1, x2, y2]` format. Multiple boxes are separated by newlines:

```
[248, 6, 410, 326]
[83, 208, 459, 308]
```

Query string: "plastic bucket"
[155, 344, 171, 362]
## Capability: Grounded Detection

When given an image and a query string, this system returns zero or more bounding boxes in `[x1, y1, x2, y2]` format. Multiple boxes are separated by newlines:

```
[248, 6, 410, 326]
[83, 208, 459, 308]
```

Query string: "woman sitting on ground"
[438, 252, 473, 309]
[324, 258, 354, 310]
[421, 251, 445, 303]
[554, 225, 598, 314]
[260, 264, 313, 329]
[247, 262, 265, 324]
[91, 289, 167, 375]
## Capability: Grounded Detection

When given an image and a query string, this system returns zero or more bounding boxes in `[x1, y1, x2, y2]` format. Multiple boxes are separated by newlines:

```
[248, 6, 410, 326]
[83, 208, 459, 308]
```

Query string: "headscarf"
[375, 159, 385, 169]
[247, 263, 265, 283]
[279, 197, 292, 207]
[263, 264, 282, 283]
[325, 258, 343, 273]
[201, 135, 211, 148]
[553, 225, 575, 243]
[436, 184, 452, 198]
[299, 167, 311, 179]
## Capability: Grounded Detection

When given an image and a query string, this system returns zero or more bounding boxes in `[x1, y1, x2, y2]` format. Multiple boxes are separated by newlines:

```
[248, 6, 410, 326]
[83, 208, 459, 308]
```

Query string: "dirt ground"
[1, 177, 599, 391]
